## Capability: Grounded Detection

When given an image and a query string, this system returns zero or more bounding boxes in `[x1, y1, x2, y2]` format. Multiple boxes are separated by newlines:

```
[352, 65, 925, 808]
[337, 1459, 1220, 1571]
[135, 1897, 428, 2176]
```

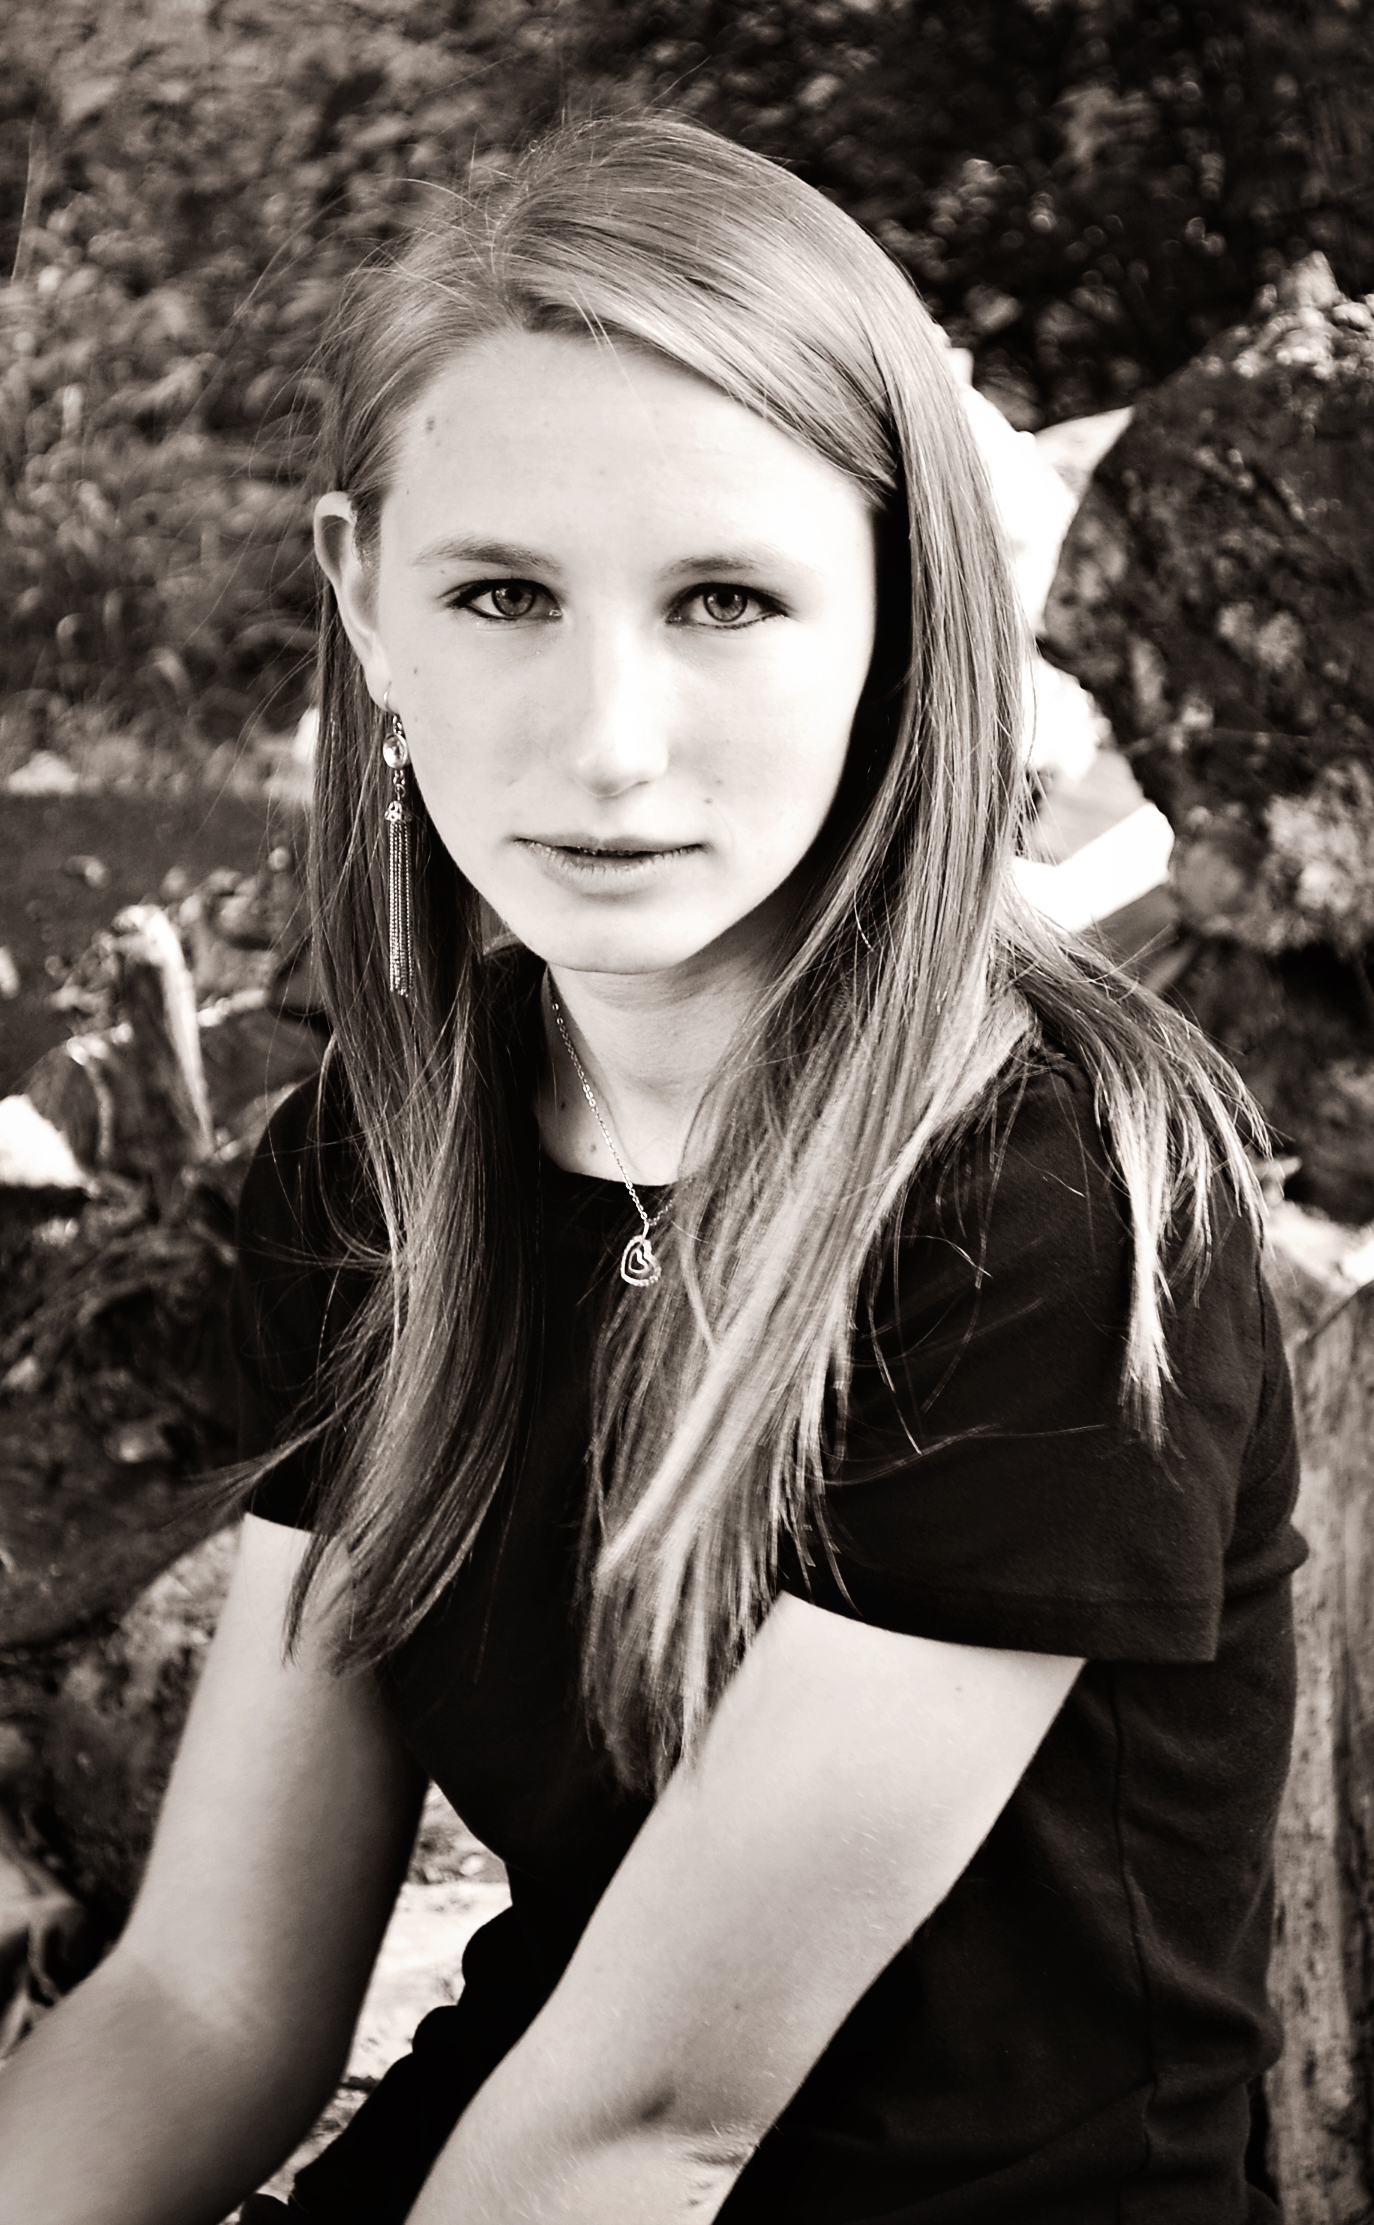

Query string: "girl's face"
[318, 329, 878, 987]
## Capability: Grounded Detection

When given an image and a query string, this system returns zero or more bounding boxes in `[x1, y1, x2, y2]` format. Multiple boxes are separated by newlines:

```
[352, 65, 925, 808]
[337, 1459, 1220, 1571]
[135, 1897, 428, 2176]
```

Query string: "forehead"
[380, 328, 875, 560]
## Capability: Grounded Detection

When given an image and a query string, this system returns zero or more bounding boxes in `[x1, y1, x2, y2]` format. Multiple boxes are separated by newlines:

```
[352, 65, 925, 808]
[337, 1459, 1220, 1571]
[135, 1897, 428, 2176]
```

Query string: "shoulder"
[938, 1045, 1109, 1219]
[880, 1048, 1125, 1351]
[788, 1045, 1290, 1662]
[893, 1042, 1265, 1352]
[858, 1049, 1134, 1463]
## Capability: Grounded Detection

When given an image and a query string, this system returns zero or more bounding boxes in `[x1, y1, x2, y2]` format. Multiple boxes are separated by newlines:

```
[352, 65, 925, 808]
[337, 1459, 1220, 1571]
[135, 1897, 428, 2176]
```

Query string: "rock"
[1265, 1197, 1374, 1344]
[9, 892, 321, 1196]
[1155, 738, 1374, 960]
[1042, 254, 1374, 957]
[0, 1094, 96, 1192]
[1013, 799, 1174, 936]
[955, 370, 1121, 784]
[0, 856, 323, 1672]
[1168, 936, 1374, 1223]
[0, 1809, 86, 2062]
[178, 851, 308, 1003]
[4, 753, 81, 798]
[63, 855, 110, 892]
[1041, 256, 1374, 1221]
[1033, 406, 1134, 506]
[1026, 657, 1112, 786]
[0, 1727, 38, 1792]
[39, 1527, 238, 1924]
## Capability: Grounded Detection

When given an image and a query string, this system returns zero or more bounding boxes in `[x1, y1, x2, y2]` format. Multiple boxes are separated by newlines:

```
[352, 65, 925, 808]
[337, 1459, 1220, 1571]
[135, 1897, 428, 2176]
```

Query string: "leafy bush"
[1, 0, 1370, 763]
[609, 0, 1374, 423]
[0, 0, 600, 764]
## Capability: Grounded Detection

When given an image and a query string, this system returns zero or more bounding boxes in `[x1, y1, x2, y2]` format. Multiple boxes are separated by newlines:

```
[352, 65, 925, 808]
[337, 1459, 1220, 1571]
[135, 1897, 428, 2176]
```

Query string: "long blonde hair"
[288, 114, 1263, 1789]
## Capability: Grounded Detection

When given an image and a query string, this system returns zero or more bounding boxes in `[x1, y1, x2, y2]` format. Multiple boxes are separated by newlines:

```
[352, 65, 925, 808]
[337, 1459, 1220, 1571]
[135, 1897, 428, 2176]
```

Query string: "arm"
[411, 1594, 1081, 2224]
[0, 1514, 425, 2225]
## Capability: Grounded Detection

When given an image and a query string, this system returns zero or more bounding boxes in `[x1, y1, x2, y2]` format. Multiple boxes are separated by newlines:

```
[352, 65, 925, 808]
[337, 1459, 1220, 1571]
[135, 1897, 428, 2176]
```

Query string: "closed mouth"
[522, 838, 699, 857]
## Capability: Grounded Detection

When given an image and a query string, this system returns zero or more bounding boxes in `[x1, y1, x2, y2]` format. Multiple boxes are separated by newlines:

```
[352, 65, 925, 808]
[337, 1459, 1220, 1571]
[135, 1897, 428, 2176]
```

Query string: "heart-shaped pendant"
[620, 1232, 661, 1287]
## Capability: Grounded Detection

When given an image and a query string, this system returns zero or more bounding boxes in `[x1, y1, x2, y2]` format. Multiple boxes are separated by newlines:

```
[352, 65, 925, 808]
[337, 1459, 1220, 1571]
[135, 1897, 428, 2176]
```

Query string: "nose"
[558, 618, 671, 797]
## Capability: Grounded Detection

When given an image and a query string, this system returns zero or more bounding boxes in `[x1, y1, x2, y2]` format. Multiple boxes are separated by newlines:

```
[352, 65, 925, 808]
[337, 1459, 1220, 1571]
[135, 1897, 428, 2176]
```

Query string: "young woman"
[0, 115, 1302, 2225]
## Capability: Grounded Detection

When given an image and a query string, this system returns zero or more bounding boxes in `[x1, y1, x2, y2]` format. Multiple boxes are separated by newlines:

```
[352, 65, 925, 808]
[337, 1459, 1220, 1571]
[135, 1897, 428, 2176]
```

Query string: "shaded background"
[2, 0, 1373, 1641]
[2, 0, 1372, 781]
[3, 11, 1374, 2202]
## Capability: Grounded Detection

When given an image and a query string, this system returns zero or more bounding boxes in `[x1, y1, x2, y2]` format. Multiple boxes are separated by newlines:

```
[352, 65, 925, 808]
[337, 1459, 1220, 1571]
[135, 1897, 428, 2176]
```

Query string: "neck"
[538, 951, 768, 1186]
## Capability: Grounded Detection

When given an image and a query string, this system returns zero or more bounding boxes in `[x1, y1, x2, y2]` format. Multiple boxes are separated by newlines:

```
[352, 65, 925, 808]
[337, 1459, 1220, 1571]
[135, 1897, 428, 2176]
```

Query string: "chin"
[508, 910, 734, 980]
[534, 936, 715, 979]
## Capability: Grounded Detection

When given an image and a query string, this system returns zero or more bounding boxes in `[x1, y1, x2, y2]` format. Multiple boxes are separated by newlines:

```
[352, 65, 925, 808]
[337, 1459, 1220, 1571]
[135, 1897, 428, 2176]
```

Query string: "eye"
[677, 584, 779, 629]
[448, 578, 557, 622]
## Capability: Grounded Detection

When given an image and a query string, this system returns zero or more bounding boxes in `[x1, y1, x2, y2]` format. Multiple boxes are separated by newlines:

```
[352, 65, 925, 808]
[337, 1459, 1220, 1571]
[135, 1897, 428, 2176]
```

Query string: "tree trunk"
[1268, 1276, 1374, 2219]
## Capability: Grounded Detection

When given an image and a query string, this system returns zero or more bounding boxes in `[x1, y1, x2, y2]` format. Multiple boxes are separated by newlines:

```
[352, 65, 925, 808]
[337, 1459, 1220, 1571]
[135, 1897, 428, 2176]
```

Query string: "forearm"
[0, 1948, 336, 2225]
[408, 2059, 751, 2225]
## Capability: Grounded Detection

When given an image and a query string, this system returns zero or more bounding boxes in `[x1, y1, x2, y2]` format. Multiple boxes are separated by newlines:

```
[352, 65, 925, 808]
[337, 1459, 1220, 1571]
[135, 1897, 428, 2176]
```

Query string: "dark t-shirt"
[230, 1023, 1303, 2225]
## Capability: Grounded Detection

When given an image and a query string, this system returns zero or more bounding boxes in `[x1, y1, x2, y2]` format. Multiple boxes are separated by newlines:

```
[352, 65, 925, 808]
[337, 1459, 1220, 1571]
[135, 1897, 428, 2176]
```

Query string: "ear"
[314, 491, 392, 706]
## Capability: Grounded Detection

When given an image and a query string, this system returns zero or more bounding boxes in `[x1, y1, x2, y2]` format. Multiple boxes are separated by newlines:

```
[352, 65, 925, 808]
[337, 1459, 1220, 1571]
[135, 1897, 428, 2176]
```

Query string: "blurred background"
[3, 6, 1374, 2203]
[2, 0, 1371, 783]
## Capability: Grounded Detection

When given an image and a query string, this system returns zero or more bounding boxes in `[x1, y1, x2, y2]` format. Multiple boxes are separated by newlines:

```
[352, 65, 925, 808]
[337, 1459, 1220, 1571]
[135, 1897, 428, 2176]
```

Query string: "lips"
[516, 838, 703, 893]
[523, 835, 698, 855]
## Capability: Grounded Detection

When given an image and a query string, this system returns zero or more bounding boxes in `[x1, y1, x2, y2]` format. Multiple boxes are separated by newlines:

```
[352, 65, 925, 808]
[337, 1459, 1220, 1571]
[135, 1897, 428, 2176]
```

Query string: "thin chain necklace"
[546, 977, 663, 1288]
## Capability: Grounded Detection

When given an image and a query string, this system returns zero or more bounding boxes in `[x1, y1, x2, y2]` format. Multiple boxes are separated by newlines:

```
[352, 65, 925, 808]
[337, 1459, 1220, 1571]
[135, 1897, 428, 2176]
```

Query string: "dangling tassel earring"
[381, 697, 413, 998]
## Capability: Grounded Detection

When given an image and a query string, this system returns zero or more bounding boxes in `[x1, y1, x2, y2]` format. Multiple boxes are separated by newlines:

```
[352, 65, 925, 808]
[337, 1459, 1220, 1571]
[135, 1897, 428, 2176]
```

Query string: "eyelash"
[445, 579, 782, 628]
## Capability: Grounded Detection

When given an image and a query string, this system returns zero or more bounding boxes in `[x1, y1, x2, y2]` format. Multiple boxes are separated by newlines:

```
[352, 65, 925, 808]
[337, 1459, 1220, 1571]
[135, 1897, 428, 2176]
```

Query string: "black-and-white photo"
[2, 6, 1373, 2219]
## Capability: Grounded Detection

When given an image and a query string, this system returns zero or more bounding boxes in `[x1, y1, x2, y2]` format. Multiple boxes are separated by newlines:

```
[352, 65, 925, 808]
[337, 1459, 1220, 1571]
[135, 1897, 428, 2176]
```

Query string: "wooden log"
[1267, 1274, 1374, 2218]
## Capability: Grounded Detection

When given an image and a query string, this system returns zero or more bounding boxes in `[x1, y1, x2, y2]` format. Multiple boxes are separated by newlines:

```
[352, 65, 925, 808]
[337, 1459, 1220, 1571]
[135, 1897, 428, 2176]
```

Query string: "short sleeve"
[779, 1058, 1300, 1663]
[229, 1065, 376, 1529]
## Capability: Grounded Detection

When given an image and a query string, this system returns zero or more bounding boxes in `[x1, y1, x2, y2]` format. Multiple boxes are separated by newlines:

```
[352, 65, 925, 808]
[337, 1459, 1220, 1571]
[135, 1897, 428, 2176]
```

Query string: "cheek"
[402, 679, 510, 812]
[402, 725, 491, 874]
[721, 658, 861, 821]
[403, 646, 536, 788]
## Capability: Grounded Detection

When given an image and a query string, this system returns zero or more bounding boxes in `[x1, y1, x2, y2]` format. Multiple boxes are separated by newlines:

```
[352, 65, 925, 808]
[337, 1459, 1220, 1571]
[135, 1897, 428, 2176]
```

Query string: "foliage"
[0, 0, 1371, 759]
[0, 0, 611, 760]
[604, 0, 1374, 432]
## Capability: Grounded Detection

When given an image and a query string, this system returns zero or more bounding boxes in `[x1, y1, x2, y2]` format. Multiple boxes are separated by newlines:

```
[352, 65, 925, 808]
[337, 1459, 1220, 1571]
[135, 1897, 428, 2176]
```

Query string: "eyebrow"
[661, 548, 819, 581]
[410, 535, 820, 582]
[411, 535, 552, 571]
